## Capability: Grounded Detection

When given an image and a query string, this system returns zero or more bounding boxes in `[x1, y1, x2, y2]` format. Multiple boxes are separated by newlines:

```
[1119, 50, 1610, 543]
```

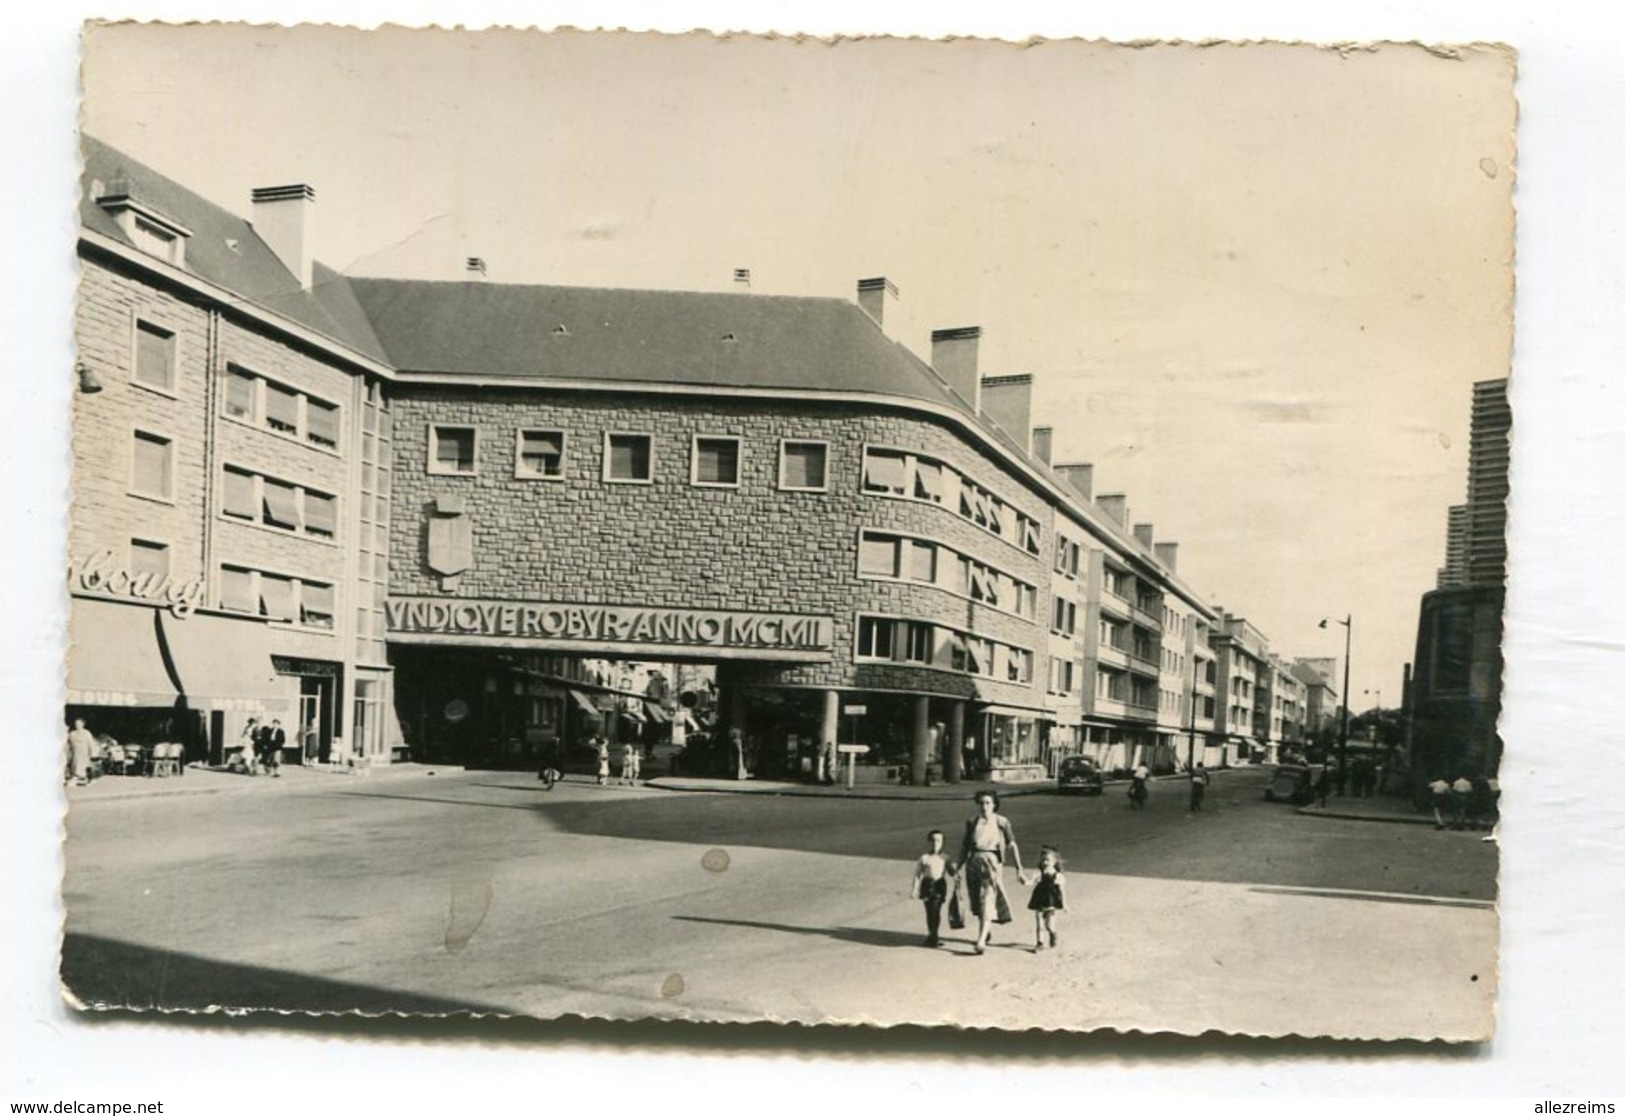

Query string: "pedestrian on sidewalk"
[1427, 775, 1452, 828]
[910, 829, 950, 948]
[954, 790, 1029, 955]
[619, 741, 637, 785]
[595, 737, 610, 786]
[1315, 764, 1333, 809]
[263, 719, 286, 777]
[1027, 845, 1066, 952]
[66, 718, 95, 786]
[1189, 762, 1210, 812]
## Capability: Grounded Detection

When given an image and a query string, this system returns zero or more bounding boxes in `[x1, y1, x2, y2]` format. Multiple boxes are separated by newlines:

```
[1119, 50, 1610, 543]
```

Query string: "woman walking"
[954, 790, 1029, 954]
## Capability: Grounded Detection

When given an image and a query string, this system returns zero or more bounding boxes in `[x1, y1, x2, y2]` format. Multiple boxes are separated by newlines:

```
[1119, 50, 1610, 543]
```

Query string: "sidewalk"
[645, 769, 1205, 801]
[1297, 793, 1442, 826]
[63, 760, 461, 804]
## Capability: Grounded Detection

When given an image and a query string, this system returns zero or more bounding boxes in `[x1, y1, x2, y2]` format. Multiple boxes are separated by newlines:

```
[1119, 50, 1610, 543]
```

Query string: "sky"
[79, 26, 1516, 706]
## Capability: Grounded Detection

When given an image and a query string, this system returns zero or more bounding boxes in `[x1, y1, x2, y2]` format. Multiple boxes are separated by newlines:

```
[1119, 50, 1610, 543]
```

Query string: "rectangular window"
[130, 538, 169, 580]
[779, 440, 828, 491]
[220, 566, 256, 613]
[260, 574, 296, 621]
[693, 436, 741, 487]
[858, 534, 900, 578]
[965, 639, 990, 676]
[862, 448, 908, 495]
[130, 216, 179, 260]
[264, 382, 301, 434]
[306, 398, 341, 449]
[304, 490, 338, 538]
[856, 617, 895, 659]
[605, 433, 653, 483]
[262, 478, 303, 531]
[1021, 516, 1041, 556]
[300, 581, 336, 629]
[222, 467, 257, 519]
[224, 367, 256, 420]
[913, 459, 943, 503]
[905, 623, 934, 664]
[906, 539, 936, 583]
[131, 431, 172, 500]
[517, 429, 566, 479]
[431, 426, 477, 475]
[134, 320, 175, 391]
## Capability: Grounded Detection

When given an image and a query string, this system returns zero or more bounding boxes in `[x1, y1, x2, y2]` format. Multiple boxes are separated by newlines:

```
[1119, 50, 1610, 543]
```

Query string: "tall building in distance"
[1407, 377, 1510, 783]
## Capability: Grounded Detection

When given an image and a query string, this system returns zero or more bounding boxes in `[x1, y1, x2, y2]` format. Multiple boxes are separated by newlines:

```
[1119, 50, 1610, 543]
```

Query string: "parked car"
[1056, 756, 1105, 795]
[1264, 763, 1315, 805]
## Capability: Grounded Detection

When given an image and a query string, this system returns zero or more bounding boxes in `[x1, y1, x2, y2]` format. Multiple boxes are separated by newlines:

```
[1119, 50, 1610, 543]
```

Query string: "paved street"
[61, 767, 1497, 1039]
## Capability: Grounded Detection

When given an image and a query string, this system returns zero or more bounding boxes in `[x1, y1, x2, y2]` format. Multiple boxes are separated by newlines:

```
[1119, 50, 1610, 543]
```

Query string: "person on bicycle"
[1129, 762, 1150, 808]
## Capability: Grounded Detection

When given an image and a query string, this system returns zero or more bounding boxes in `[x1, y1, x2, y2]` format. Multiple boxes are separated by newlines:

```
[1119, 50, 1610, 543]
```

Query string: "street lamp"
[1319, 614, 1352, 793]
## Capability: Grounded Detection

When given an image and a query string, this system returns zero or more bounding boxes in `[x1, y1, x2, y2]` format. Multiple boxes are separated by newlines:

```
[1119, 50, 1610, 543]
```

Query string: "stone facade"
[388, 388, 1052, 710]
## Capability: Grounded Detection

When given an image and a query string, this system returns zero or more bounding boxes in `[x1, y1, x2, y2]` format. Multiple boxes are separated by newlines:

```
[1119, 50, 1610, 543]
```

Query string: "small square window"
[304, 490, 338, 537]
[861, 449, 908, 495]
[265, 382, 301, 434]
[222, 466, 257, 519]
[779, 440, 828, 492]
[431, 426, 478, 475]
[300, 581, 336, 629]
[131, 430, 173, 501]
[693, 436, 741, 487]
[605, 433, 653, 483]
[262, 478, 303, 531]
[130, 539, 170, 581]
[134, 320, 176, 392]
[517, 429, 566, 479]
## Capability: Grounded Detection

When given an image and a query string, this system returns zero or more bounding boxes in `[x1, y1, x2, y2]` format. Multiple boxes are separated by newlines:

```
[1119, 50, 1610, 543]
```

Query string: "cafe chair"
[150, 742, 181, 778]
[104, 743, 135, 776]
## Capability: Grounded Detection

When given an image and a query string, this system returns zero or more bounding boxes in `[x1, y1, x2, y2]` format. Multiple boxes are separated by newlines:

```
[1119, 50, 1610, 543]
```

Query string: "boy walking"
[910, 830, 951, 947]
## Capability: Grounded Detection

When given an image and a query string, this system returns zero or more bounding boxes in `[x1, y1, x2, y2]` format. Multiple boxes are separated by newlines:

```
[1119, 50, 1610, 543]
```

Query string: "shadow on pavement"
[671, 915, 926, 949]
[61, 932, 511, 1016]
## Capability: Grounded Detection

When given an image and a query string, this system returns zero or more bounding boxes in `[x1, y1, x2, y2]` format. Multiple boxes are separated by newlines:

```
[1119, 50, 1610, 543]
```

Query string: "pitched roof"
[345, 276, 974, 413]
[79, 136, 389, 365]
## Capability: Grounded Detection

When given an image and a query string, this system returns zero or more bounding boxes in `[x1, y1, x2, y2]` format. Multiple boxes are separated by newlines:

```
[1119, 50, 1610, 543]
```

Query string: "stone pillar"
[910, 695, 932, 787]
[820, 689, 840, 783]
[945, 700, 965, 784]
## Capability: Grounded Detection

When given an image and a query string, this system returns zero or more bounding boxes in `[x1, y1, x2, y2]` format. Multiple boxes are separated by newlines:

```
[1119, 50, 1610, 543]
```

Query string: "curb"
[1295, 805, 1438, 826]
[64, 764, 465, 805]
[642, 767, 1242, 803]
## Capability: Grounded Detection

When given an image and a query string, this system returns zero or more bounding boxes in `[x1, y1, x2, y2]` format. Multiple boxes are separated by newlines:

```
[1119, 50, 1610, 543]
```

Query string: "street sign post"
[838, 743, 870, 791]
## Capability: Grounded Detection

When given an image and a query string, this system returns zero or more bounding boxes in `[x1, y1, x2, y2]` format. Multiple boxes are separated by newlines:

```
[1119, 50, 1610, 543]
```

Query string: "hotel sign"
[386, 597, 834, 657]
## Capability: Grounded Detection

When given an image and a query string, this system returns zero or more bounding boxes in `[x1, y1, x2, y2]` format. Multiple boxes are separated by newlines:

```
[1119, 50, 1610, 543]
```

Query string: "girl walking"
[1027, 845, 1066, 952]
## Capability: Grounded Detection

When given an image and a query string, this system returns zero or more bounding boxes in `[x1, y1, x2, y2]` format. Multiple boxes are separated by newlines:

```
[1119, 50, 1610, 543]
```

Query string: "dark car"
[1057, 756, 1105, 795]
[1264, 763, 1315, 805]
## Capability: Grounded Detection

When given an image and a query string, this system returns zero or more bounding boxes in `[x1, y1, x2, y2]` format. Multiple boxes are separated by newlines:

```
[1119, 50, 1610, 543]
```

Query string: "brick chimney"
[1154, 541, 1180, 573]
[980, 374, 1033, 444]
[251, 184, 316, 289]
[1133, 523, 1155, 549]
[857, 277, 898, 328]
[1053, 463, 1093, 501]
[931, 327, 981, 409]
[1096, 494, 1128, 526]
[1031, 426, 1053, 465]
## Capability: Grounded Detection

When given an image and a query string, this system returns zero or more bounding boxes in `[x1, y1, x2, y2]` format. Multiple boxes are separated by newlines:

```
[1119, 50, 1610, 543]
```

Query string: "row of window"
[222, 465, 338, 539]
[856, 531, 1039, 622]
[226, 366, 342, 451]
[860, 447, 1043, 557]
[1094, 669, 1158, 708]
[429, 425, 830, 492]
[219, 564, 335, 629]
[854, 615, 1035, 684]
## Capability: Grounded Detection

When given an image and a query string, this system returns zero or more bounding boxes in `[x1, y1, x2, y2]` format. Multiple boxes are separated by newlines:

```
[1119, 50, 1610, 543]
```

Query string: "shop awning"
[66, 597, 181, 707]
[157, 611, 289, 712]
[568, 689, 601, 716]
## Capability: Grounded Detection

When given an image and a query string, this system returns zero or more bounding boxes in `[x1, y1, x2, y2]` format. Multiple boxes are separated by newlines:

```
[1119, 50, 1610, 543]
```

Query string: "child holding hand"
[910, 830, 951, 948]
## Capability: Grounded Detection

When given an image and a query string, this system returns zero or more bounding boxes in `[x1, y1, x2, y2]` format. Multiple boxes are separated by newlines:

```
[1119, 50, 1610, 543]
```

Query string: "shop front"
[66, 595, 288, 767]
